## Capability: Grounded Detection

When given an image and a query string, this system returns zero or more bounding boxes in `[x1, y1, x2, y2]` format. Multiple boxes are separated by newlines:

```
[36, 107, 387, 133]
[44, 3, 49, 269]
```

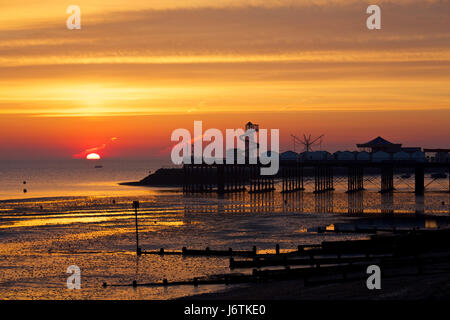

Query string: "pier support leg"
[329, 167, 334, 191]
[448, 167, 450, 193]
[314, 167, 319, 193]
[282, 165, 303, 193]
[415, 165, 425, 195]
[217, 164, 224, 194]
[314, 166, 332, 193]
[183, 165, 186, 193]
[347, 167, 355, 192]
[381, 166, 394, 193]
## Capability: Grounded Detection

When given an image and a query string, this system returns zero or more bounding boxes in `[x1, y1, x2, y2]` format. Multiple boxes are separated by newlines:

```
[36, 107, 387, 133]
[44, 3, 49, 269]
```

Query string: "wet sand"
[1, 177, 449, 299]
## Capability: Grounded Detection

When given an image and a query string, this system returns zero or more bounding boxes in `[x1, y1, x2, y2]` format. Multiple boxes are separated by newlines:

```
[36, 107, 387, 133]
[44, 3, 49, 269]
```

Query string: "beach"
[0, 160, 449, 299]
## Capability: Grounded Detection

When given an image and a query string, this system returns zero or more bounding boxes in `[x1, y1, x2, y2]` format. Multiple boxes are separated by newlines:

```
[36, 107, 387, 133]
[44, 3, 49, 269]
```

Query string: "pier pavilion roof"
[357, 136, 402, 153]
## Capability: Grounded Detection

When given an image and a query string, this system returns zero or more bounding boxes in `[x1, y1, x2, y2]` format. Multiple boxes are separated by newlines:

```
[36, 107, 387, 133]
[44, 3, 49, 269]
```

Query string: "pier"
[183, 160, 450, 195]
[183, 163, 275, 194]
[281, 163, 304, 193]
[347, 166, 364, 193]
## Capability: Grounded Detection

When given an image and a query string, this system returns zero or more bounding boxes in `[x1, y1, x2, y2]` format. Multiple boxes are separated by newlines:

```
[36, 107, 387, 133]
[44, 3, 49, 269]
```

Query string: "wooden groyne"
[104, 228, 450, 289]
[316, 225, 434, 234]
[104, 250, 450, 289]
[138, 246, 257, 257]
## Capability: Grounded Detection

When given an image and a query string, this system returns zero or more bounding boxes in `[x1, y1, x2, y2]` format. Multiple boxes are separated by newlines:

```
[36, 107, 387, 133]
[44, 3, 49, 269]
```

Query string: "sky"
[0, 0, 449, 159]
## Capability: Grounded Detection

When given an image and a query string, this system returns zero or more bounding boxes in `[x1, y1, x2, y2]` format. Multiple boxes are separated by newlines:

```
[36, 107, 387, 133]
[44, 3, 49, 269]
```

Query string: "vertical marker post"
[133, 201, 141, 256]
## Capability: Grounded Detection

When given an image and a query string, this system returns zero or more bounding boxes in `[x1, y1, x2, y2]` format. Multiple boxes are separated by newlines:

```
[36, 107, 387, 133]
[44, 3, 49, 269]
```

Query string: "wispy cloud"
[0, 0, 449, 117]
[72, 137, 119, 158]
[2, 2, 450, 60]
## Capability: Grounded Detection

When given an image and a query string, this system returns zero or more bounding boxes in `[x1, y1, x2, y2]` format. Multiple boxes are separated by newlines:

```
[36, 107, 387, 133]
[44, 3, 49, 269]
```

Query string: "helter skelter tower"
[244, 121, 259, 162]
[291, 134, 324, 152]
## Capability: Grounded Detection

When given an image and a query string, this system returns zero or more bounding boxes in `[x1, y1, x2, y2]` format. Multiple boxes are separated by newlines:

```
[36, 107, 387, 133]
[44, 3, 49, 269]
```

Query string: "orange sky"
[0, 0, 449, 159]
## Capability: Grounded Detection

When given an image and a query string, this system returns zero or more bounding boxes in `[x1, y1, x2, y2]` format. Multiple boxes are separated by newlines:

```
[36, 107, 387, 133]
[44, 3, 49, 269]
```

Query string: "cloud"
[0, 0, 449, 117]
[72, 137, 119, 158]
[1, 1, 449, 62]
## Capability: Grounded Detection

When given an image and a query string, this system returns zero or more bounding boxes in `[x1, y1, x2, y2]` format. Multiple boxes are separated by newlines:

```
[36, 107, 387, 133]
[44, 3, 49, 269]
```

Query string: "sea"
[0, 159, 449, 299]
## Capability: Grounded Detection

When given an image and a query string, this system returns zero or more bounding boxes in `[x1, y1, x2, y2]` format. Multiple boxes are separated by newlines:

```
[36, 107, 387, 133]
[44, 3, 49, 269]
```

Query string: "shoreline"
[118, 181, 181, 188]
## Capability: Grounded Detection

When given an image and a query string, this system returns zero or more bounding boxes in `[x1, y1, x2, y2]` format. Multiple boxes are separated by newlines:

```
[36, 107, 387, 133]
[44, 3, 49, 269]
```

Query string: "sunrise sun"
[86, 153, 101, 160]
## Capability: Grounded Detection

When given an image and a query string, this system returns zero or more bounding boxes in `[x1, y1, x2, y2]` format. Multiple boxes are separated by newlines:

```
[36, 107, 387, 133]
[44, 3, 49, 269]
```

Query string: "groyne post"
[133, 200, 141, 256]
